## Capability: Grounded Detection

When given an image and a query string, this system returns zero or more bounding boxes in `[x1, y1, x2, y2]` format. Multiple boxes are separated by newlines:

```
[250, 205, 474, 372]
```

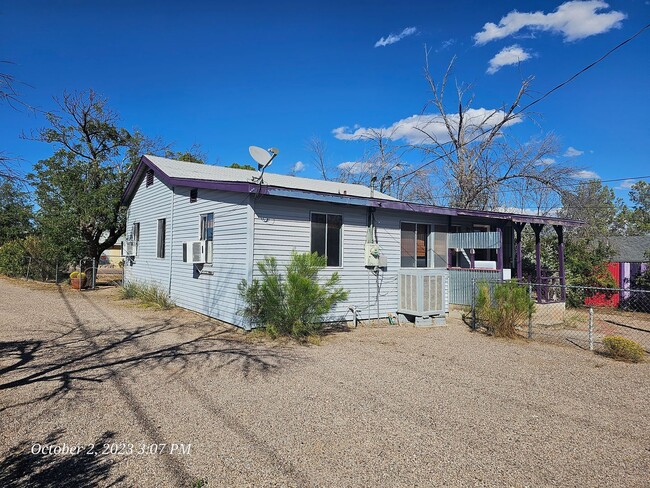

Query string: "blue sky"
[1, 0, 648, 199]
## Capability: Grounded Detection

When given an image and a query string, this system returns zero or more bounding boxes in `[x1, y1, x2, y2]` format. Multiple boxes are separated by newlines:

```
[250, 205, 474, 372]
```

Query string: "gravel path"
[1, 277, 648, 487]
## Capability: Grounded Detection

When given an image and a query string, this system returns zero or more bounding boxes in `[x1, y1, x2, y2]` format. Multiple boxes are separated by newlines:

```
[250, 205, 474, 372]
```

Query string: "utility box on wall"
[364, 243, 387, 267]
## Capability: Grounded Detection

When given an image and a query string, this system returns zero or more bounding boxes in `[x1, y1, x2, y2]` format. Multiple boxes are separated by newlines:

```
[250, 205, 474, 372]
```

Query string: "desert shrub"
[603, 336, 646, 363]
[238, 251, 349, 339]
[118, 281, 174, 309]
[476, 281, 535, 338]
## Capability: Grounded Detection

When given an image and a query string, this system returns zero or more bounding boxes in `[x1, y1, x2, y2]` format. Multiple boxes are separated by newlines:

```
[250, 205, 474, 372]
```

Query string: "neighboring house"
[99, 233, 125, 266]
[586, 236, 650, 307]
[121, 155, 579, 328]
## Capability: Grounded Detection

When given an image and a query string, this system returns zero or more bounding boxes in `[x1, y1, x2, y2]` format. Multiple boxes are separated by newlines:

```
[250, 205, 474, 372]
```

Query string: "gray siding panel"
[124, 176, 173, 290]
[125, 179, 249, 326]
[252, 199, 449, 321]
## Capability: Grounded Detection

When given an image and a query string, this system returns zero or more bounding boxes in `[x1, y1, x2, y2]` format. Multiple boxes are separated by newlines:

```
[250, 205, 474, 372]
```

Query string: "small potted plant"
[70, 271, 87, 290]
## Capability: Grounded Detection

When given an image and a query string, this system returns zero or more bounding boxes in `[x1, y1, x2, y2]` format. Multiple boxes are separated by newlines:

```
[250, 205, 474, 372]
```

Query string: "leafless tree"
[306, 136, 332, 181]
[403, 54, 579, 210]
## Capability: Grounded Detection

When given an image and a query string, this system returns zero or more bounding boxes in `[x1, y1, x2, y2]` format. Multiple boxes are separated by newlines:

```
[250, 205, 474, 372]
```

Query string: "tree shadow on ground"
[0, 429, 125, 487]
[0, 286, 299, 411]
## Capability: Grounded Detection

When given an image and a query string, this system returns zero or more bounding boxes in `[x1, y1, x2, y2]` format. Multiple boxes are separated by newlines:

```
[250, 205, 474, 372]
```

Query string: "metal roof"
[121, 155, 583, 228]
[605, 236, 650, 263]
[143, 155, 397, 201]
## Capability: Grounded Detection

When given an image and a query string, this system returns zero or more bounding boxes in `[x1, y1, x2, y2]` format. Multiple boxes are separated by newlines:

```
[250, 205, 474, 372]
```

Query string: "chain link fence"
[471, 280, 650, 355]
[4, 256, 124, 288]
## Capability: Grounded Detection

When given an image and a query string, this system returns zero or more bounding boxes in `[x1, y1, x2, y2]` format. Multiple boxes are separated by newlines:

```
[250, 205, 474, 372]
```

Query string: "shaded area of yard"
[0, 277, 649, 487]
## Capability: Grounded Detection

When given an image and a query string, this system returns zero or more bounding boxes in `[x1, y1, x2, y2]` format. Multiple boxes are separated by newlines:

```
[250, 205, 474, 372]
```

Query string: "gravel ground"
[1, 277, 649, 487]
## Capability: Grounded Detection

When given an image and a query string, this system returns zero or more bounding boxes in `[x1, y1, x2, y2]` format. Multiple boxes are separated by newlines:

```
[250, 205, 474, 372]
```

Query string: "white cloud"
[291, 161, 305, 173]
[333, 108, 522, 145]
[337, 161, 374, 175]
[374, 27, 417, 47]
[474, 1, 626, 45]
[487, 45, 531, 74]
[536, 157, 556, 166]
[614, 179, 636, 190]
[573, 170, 600, 179]
[564, 146, 584, 157]
[436, 38, 456, 52]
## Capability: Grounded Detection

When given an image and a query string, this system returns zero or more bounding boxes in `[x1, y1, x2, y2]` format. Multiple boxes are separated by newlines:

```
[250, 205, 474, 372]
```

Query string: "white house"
[121, 155, 579, 328]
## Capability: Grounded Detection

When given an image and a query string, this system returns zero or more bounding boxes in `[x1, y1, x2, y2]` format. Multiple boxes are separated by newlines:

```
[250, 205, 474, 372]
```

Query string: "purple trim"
[531, 224, 544, 303]
[514, 223, 525, 281]
[554, 225, 566, 302]
[496, 227, 503, 272]
[121, 156, 583, 228]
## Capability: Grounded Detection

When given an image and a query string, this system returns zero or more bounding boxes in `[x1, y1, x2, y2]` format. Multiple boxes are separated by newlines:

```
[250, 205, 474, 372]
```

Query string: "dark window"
[190, 188, 198, 203]
[157, 219, 166, 258]
[145, 169, 154, 187]
[401, 222, 429, 268]
[132, 222, 140, 243]
[310, 213, 342, 267]
[473, 224, 492, 261]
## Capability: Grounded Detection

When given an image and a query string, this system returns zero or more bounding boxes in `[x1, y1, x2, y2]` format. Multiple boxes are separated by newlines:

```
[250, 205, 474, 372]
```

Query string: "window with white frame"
[401, 222, 429, 268]
[200, 213, 214, 263]
[310, 213, 342, 267]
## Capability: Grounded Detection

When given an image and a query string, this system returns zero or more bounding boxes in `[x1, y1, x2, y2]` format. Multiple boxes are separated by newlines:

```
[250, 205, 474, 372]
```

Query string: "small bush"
[603, 336, 646, 363]
[119, 281, 174, 309]
[238, 251, 348, 339]
[476, 281, 535, 338]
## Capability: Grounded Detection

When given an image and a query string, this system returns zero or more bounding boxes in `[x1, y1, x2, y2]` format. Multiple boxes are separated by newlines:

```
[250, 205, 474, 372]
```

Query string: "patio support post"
[470, 249, 475, 269]
[531, 224, 544, 304]
[553, 225, 566, 302]
[514, 223, 525, 281]
[496, 227, 503, 272]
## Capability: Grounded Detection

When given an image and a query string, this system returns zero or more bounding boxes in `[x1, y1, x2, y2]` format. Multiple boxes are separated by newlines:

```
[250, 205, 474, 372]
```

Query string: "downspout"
[168, 186, 175, 296]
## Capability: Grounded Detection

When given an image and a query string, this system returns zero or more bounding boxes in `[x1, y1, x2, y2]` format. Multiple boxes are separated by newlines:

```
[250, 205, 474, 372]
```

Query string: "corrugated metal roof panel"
[144, 155, 397, 201]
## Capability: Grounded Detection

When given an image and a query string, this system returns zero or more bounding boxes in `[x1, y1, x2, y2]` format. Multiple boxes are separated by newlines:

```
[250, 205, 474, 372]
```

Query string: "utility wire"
[393, 23, 650, 183]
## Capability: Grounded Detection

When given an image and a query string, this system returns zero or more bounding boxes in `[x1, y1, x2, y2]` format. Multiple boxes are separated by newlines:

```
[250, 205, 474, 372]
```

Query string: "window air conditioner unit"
[121, 240, 137, 257]
[183, 240, 209, 264]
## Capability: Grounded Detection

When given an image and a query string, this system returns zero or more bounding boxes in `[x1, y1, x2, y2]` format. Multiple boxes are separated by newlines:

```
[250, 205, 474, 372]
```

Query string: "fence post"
[471, 278, 476, 330]
[92, 257, 96, 290]
[26, 257, 32, 281]
[55, 261, 59, 285]
[528, 282, 533, 339]
[588, 307, 594, 351]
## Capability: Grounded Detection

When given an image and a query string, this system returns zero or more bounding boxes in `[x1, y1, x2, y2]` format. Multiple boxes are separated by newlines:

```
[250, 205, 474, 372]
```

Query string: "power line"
[393, 23, 650, 183]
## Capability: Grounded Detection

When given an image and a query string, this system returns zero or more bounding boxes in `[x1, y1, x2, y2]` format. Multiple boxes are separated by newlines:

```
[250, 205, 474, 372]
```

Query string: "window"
[190, 188, 198, 203]
[145, 169, 154, 187]
[401, 222, 429, 268]
[131, 222, 140, 244]
[311, 213, 342, 267]
[157, 218, 166, 258]
[433, 225, 447, 268]
[473, 224, 492, 261]
[200, 213, 213, 263]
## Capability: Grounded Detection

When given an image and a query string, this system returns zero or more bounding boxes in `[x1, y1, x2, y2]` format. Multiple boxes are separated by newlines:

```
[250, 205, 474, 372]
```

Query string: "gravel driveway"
[1, 277, 648, 487]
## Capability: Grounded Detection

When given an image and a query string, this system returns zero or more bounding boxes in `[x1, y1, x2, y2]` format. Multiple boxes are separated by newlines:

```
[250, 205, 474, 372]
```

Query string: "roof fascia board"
[121, 156, 582, 227]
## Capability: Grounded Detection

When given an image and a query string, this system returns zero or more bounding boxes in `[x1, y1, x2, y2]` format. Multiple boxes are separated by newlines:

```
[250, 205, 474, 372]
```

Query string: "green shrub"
[119, 281, 174, 309]
[238, 251, 349, 339]
[0, 239, 28, 277]
[476, 281, 535, 338]
[603, 336, 646, 363]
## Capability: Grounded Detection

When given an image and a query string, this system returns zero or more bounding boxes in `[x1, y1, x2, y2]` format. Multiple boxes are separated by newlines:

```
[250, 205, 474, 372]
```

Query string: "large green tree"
[619, 181, 650, 235]
[0, 180, 32, 246]
[28, 90, 157, 264]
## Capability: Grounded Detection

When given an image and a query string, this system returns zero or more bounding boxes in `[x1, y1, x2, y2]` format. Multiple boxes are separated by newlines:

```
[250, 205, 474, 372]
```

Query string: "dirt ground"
[1, 277, 649, 487]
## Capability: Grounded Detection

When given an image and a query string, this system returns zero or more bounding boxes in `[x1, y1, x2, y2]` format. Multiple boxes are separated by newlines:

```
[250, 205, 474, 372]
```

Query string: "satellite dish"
[249, 145, 280, 182]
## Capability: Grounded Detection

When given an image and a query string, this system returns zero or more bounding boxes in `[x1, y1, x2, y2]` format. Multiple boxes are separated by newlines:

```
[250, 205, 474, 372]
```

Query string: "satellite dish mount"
[249, 146, 279, 182]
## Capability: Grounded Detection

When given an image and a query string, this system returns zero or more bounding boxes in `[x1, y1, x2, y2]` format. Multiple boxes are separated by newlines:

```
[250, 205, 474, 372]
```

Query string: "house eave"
[121, 156, 583, 228]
